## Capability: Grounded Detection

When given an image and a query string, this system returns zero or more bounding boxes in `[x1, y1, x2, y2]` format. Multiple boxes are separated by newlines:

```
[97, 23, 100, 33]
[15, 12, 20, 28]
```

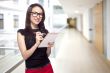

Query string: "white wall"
[0, 0, 28, 33]
[82, 9, 91, 41]
[104, 0, 110, 60]
[4, 11, 13, 32]
[76, 14, 82, 32]
[0, 8, 26, 33]
[28, 0, 39, 5]
[18, 11, 26, 29]
[53, 14, 68, 26]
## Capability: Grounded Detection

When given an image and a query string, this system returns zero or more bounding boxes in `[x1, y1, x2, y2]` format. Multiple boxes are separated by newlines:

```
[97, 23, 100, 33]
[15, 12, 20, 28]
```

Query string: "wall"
[104, 0, 110, 60]
[0, 0, 28, 33]
[82, 9, 91, 41]
[76, 14, 82, 32]
[0, 8, 26, 33]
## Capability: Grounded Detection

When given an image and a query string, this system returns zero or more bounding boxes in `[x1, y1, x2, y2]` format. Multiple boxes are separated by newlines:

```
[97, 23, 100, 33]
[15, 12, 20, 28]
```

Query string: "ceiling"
[0, 0, 9, 1]
[0, 0, 102, 17]
[58, 0, 102, 17]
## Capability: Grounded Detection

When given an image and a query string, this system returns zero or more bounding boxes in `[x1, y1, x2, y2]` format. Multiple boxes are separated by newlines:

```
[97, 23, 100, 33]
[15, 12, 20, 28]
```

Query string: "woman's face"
[30, 6, 43, 27]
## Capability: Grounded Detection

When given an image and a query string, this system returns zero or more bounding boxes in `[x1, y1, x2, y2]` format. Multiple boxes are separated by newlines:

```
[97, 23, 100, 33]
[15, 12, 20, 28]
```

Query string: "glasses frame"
[30, 12, 43, 18]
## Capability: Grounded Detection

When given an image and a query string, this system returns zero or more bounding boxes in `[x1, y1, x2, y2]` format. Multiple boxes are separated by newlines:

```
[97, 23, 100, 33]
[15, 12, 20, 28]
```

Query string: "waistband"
[26, 62, 50, 70]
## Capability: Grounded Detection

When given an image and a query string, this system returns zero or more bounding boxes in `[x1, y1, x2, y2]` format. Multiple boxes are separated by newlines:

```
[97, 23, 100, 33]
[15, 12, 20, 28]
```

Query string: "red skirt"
[25, 63, 54, 73]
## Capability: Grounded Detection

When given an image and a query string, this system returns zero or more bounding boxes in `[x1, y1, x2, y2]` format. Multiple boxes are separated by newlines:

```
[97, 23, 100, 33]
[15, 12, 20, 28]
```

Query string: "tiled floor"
[12, 28, 110, 73]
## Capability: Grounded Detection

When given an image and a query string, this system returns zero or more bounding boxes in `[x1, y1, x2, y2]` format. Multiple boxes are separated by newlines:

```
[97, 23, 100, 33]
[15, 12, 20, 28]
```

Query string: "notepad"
[38, 33, 58, 48]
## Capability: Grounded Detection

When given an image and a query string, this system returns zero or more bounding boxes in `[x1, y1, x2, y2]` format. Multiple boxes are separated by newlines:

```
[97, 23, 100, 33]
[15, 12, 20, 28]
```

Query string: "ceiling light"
[74, 10, 79, 13]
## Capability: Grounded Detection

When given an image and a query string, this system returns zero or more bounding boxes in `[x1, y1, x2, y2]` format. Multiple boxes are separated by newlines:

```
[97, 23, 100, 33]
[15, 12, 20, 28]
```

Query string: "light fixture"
[74, 10, 79, 14]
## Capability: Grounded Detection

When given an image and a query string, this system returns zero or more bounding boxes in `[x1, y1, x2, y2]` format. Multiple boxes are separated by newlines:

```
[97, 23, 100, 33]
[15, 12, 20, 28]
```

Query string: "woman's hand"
[47, 42, 54, 56]
[36, 32, 44, 44]
[47, 42, 54, 49]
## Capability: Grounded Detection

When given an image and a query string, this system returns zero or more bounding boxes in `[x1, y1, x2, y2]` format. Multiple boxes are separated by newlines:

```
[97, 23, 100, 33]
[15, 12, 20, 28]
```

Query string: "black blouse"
[17, 29, 50, 69]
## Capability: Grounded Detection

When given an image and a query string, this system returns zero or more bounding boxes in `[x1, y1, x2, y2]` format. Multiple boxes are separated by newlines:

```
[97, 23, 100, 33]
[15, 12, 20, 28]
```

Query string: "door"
[92, 1, 104, 54]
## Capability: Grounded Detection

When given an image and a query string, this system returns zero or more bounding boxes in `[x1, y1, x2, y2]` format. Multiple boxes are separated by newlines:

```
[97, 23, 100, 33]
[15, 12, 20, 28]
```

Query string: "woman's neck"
[31, 24, 38, 29]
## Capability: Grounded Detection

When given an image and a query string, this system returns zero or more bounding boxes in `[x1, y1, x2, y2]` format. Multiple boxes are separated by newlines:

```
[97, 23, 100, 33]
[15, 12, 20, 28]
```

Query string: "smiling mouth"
[35, 19, 40, 22]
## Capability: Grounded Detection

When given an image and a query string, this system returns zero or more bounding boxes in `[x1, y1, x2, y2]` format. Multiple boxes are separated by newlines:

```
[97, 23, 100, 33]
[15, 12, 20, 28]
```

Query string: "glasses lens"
[31, 12, 42, 17]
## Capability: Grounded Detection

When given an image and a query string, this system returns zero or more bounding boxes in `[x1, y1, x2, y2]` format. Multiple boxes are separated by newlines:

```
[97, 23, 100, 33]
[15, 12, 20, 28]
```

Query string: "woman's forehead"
[32, 6, 43, 13]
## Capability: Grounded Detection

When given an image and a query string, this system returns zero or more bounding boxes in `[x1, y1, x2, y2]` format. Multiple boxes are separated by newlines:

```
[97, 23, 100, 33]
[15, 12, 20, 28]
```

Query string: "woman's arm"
[17, 32, 42, 60]
[46, 47, 51, 57]
[46, 42, 54, 57]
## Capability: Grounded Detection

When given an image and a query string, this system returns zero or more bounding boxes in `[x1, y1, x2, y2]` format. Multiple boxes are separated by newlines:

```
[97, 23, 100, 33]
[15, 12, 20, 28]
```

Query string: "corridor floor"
[12, 28, 110, 73]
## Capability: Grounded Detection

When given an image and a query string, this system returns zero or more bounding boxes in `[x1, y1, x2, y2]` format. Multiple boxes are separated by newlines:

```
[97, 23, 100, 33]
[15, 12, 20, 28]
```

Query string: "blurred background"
[0, 0, 110, 73]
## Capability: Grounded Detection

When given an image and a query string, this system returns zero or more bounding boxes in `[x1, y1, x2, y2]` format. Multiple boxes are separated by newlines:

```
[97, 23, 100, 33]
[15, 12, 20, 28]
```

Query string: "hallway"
[12, 29, 110, 73]
[0, 0, 110, 73]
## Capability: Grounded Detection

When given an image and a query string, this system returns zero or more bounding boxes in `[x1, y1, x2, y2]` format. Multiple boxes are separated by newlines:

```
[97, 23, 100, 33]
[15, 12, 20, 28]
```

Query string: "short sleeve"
[17, 29, 25, 35]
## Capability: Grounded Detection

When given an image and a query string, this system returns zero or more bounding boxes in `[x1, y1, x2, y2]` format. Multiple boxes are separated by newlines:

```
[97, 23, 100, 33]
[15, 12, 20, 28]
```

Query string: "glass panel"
[0, 14, 4, 29]
[39, 0, 44, 6]
[13, 15, 19, 28]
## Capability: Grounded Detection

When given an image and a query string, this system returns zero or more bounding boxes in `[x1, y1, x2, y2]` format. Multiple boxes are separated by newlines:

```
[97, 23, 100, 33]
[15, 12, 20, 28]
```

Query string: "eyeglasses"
[30, 12, 43, 18]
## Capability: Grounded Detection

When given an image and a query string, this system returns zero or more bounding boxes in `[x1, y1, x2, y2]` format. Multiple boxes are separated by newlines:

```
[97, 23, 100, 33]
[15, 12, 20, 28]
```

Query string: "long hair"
[25, 3, 47, 34]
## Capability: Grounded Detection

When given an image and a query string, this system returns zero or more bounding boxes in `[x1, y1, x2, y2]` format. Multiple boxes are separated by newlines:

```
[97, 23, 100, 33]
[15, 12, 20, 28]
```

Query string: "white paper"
[38, 33, 58, 47]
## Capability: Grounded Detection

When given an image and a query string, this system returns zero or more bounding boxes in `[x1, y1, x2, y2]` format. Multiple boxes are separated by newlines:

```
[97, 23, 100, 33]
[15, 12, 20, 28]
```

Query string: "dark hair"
[67, 17, 73, 24]
[25, 3, 47, 34]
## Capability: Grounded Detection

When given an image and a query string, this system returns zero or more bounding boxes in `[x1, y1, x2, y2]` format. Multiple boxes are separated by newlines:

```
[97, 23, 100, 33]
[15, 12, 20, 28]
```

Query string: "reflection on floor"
[0, 33, 18, 59]
[8, 29, 110, 73]
[0, 32, 22, 73]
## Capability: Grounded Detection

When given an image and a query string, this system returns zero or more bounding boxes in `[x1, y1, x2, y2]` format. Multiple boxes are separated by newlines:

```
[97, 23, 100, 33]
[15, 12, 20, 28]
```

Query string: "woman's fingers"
[48, 42, 54, 48]
[36, 32, 44, 41]
[39, 36, 43, 40]
[36, 32, 42, 36]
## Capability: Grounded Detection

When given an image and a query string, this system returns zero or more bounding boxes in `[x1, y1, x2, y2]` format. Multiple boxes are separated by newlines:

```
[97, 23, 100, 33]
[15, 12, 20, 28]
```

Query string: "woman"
[17, 3, 54, 73]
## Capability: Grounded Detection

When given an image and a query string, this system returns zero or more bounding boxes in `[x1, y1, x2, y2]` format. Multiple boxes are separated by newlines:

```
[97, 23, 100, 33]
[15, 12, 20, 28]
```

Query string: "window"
[53, 5, 64, 14]
[13, 15, 19, 28]
[0, 14, 4, 29]
[13, 0, 18, 2]
[13, 0, 19, 4]
[27, 0, 30, 5]
[39, 0, 44, 6]
[48, 0, 50, 7]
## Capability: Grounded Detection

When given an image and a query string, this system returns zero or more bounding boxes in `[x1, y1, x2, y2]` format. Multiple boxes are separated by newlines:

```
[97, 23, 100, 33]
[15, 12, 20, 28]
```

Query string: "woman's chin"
[34, 22, 40, 25]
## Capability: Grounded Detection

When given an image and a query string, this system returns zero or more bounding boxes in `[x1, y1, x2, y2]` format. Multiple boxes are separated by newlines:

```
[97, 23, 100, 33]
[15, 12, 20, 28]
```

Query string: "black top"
[17, 28, 50, 69]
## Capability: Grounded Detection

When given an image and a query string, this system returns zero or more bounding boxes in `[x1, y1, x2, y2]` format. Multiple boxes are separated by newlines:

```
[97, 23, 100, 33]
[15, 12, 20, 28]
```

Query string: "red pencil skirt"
[25, 63, 54, 73]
